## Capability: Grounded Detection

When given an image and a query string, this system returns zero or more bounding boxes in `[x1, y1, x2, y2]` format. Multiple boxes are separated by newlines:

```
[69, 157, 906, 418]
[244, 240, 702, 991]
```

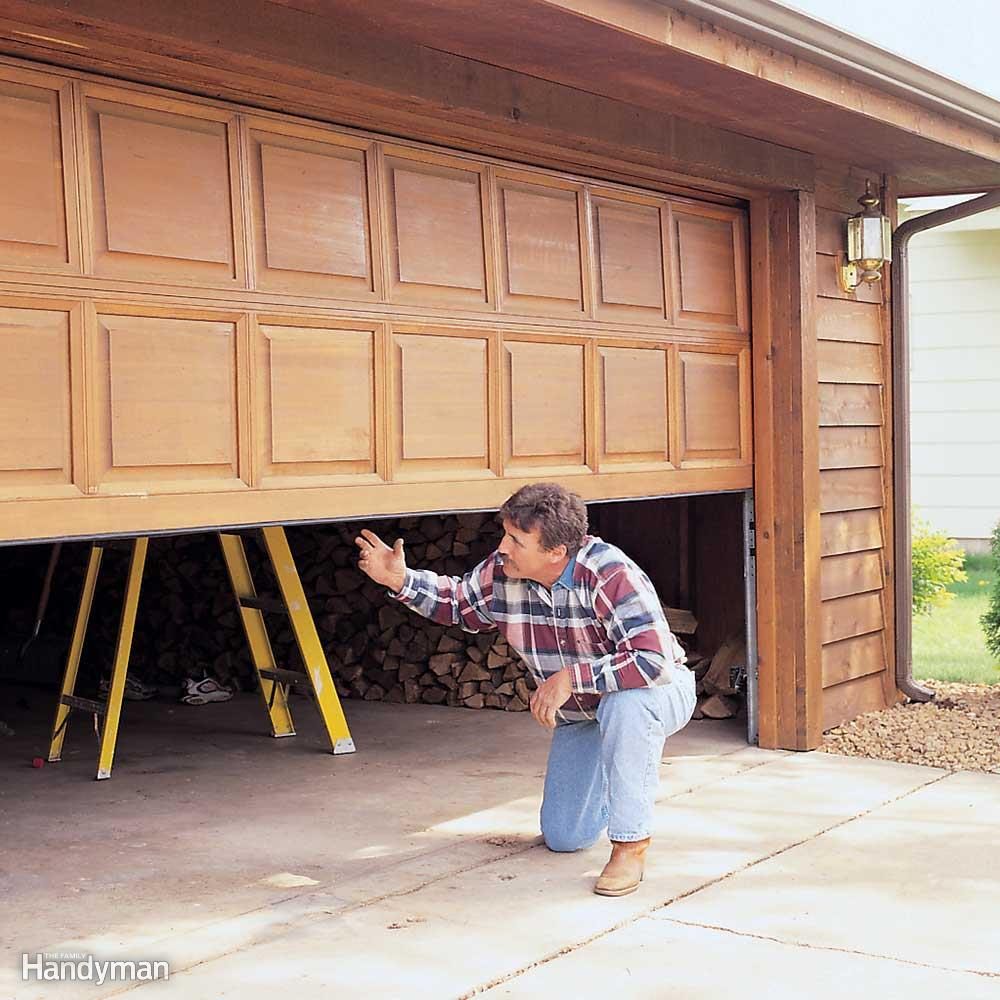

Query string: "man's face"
[497, 518, 567, 584]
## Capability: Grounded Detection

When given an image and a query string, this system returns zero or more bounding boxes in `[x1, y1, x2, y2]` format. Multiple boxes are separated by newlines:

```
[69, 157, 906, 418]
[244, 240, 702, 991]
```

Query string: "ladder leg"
[49, 545, 103, 763]
[218, 532, 296, 738]
[95, 537, 147, 780]
[262, 526, 355, 754]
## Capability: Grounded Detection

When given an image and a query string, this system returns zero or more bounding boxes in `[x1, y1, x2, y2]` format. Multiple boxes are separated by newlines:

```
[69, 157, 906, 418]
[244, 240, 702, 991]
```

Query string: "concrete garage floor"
[1, 689, 999, 999]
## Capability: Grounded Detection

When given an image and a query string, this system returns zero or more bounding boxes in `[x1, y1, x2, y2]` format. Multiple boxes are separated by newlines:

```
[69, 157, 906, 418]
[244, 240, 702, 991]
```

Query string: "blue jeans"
[540, 670, 697, 850]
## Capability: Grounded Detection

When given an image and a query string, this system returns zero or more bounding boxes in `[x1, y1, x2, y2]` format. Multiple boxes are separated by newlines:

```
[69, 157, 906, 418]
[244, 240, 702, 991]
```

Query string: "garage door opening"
[0, 491, 756, 761]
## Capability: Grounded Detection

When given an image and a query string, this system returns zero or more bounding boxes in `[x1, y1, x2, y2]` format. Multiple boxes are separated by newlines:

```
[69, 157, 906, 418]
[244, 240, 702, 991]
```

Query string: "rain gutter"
[891, 189, 1000, 701]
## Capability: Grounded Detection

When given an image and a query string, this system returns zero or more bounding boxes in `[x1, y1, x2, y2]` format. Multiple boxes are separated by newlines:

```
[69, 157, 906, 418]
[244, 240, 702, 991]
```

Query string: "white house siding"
[903, 203, 1000, 547]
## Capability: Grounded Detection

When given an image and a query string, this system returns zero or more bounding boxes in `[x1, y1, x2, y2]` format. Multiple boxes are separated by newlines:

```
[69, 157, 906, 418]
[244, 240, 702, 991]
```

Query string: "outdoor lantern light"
[840, 179, 892, 292]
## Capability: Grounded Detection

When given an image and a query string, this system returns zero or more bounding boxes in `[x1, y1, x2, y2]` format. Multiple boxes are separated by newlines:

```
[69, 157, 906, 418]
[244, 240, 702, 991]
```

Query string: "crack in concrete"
[101, 751, 927, 998]
[460, 769, 955, 998]
[102, 749, 785, 994]
[657, 916, 1000, 980]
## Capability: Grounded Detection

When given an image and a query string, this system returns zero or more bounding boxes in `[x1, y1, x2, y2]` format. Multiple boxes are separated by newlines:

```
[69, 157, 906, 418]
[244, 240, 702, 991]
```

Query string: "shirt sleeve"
[389, 553, 499, 634]
[568, 566, 686, 694]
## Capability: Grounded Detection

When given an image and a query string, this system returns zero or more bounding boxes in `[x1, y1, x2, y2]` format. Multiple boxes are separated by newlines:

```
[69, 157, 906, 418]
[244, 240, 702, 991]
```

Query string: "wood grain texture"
[591, 195, 666, 321]
[256, 320, 377, 485]
[385, 150, 488, 307]
[821, 631, 886, 688]
[0, 55, 754, 555]
[815, 296, 882, 344]
[817, 339, 883, 385]
[247, 120, 377, 299]
[822, 591, 884, 645]
[820, 467, 884, 513]
[822, 671, 894, 731]
[505, 337, 585, 468]
[0, 70, 76, 270]
[394, 330, 489, 472]
[89, 308, 245, 492]
[819, 426, 883, 470]
[81, 87, 243, 284]
[820, 508, 883, 557]
[820, 550, 883, 601]
[261, 146, 367, 277]
[671, 204, 748, 330]
[818, 383, 883, 427]
[0, 303, 81, 498]
[498, 175, 584, 314]
[677, 348, 742, 462]
[599, 344, 669, 464]
[749, 190, 822, 751]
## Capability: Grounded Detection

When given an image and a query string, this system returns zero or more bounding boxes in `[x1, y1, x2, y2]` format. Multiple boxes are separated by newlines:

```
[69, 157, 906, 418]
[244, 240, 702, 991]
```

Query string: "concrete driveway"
[2, 691, 998, 999]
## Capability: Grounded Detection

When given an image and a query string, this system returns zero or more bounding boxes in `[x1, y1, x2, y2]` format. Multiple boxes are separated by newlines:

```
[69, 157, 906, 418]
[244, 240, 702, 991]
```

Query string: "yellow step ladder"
[48, 526, 354, 780]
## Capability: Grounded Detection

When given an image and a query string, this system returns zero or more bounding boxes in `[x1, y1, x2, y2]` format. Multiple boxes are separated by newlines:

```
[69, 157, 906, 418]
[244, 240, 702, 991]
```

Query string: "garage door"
[0, 59, 751, 544]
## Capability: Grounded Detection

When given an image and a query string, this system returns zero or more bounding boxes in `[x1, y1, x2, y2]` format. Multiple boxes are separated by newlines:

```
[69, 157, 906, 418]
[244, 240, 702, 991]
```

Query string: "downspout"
[892, 188, 1000, 701]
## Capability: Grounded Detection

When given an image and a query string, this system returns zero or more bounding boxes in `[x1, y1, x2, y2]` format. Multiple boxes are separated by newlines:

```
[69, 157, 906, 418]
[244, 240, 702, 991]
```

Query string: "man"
[355, 482, 696, 896]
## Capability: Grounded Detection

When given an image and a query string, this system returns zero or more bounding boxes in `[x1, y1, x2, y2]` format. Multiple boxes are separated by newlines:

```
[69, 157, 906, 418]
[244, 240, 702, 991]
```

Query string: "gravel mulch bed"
[820, 681, 1000, 773]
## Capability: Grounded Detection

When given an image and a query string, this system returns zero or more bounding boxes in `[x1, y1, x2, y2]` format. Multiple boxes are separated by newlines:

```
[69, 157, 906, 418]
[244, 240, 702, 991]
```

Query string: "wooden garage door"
[0, 58, 751, 543]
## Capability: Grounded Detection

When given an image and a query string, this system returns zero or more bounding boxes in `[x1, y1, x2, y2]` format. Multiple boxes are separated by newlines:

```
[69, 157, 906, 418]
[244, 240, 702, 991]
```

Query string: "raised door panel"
[383, 151, 489, 309]
[0, 74, 76, 271]
[676, 349, 748, 465]
[0, 304, 81, 498]
[90, 311, 245, 492]
[599, 345, 670, 467]
[249, 124, 377, 299]
[391, 331, 491, 479]
[83, 90, 242, 284]
[591, 196, 667, 323]
[505, 339, 586, 471]
[258, 322, 377, 486]
[498, 176, 585, 317]
[671, 205, 748, 331]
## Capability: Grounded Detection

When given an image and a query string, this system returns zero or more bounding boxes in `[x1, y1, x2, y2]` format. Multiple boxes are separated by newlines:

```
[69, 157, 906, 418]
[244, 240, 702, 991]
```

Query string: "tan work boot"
[593, 838, 650, 896]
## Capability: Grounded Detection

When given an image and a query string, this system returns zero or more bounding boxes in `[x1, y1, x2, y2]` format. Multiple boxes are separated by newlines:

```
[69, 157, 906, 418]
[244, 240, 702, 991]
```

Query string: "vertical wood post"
[750, 190, 823, 750]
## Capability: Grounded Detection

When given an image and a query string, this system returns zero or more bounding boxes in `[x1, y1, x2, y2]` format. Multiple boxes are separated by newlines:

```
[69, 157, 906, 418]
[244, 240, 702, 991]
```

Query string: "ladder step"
[61, 694, 107, 715]
[259, 667, 308, 687]
[239, 595, 286, 614]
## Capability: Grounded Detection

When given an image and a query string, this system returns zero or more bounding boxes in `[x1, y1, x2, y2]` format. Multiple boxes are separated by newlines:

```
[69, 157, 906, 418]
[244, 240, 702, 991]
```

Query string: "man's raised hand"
[354, 529, 407, 592]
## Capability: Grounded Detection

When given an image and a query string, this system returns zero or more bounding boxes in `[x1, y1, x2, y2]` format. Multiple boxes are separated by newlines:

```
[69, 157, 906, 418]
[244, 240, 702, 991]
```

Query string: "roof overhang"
[0, 0, 997, 196]
[314, 0, 1000, 195]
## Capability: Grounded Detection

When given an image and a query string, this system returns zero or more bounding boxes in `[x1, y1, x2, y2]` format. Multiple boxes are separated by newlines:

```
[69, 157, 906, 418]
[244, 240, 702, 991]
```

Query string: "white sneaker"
[181, 677, 233, 705]
[99, 675, 157, 701]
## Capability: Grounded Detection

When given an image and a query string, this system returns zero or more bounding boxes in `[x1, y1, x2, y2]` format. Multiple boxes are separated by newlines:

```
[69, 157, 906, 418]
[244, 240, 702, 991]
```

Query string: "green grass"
[912, 553, 1000, 685]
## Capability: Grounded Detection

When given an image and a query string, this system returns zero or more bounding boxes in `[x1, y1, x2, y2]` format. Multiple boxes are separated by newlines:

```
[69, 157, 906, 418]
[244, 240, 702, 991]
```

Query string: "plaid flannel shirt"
[390, 535, 688, 725]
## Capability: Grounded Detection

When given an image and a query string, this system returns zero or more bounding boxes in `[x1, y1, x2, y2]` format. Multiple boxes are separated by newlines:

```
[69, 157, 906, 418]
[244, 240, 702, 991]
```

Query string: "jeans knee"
[543, 832, 596, 853]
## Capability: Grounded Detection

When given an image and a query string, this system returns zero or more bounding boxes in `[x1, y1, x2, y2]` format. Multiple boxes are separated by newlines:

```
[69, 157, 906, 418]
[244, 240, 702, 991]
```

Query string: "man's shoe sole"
[593, 873, 644, 897]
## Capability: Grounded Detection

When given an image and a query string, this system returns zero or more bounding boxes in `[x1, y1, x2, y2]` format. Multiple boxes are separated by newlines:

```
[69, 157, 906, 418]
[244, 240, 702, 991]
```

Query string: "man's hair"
[499, 482, 588, 553]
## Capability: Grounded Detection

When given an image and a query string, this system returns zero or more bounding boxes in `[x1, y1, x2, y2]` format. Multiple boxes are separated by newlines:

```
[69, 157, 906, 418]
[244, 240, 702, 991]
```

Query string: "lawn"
[912, 553, 1000, 685]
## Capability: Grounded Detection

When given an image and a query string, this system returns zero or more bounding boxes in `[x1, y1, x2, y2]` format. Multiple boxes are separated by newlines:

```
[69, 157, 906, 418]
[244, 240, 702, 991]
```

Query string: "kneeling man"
[355, 482, 696, 896]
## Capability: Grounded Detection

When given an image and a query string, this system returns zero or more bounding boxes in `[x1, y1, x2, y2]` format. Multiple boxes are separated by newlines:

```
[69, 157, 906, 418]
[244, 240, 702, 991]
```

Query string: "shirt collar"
[553, 554, 577, 590]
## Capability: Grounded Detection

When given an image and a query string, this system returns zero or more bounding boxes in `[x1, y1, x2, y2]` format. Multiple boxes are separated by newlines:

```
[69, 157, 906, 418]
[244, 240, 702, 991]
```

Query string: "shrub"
[911, 512, 966, 616]
[981, 520, 1000, 659]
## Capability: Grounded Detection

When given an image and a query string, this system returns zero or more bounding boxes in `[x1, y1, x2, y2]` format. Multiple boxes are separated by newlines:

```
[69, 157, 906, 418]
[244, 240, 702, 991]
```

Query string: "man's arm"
[569, 567, 685, 694]
[355, 528, 497, 634]
[391, 557, 498, 633]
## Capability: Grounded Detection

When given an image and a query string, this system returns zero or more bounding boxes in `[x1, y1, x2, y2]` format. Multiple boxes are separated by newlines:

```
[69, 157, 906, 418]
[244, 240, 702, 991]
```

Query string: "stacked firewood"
[1, 512, 745, 720]
[687, 634, 747, 720]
